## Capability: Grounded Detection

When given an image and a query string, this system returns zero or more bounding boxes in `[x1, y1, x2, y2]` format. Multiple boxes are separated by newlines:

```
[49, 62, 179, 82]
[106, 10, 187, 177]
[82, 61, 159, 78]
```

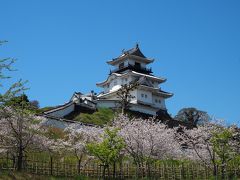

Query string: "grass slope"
[73, 108, 114, 126]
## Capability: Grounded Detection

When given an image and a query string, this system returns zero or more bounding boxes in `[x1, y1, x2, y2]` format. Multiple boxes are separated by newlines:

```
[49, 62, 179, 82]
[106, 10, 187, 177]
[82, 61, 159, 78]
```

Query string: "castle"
[42, 45, 173, 128]
[96, 44, 173, 115]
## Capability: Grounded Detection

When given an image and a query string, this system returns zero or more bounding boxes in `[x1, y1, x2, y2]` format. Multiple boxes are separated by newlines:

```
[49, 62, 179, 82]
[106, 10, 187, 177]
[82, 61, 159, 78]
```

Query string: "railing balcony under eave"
[109, 63, 153, 75]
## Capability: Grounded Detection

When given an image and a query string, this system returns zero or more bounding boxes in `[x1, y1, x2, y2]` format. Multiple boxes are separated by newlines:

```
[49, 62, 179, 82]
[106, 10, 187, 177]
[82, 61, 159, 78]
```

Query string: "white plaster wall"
[137, 89, 153, 104]
[127, 59, 146, 68]
[130, 89, 138, 104]
[71, 96, 79, 103]
[112, 59, 147, 69]
[130, 104, 157, 115]
[97, 100, 157, 116]
[153, 81, 159, 88]
[124, 60, 129, 66]
[113, 64, 119, 69]
[109, 76, 133, 92]
[103, 85, 109, 93]
[152, 95, 166, 109]
[97, 100, 117, 109]
[42, 118, 70, 129]
[128, 75, 136, 82]
[46, 103, 75, 118]
[121, 76, 129, 85]
[140, 62, 146, 68]
[113, 60, 127, 69]
[107, 74, 139, 93]
[127, 59, 134, 66]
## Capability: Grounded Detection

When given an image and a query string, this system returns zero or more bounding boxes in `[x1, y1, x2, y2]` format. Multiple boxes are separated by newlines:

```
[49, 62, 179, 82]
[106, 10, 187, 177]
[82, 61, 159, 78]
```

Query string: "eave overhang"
[96, 71, 166, 87]
[139, 85, 173, 98]
[107, 55, 154, 66]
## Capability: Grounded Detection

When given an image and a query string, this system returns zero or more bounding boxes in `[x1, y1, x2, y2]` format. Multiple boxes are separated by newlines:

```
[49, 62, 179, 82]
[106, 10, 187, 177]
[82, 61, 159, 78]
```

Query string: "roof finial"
[136, 42, 139, 49]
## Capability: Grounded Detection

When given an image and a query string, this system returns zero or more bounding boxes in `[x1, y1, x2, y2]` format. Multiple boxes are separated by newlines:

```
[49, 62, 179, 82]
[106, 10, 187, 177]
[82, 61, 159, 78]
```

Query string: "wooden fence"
[0, 156, 239, 179]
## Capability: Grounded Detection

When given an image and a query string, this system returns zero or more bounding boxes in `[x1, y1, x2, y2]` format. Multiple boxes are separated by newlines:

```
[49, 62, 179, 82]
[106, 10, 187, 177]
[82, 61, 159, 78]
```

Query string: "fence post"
[234, 162, 237, 179]
[6, 152, 9, 169]
[158, 163, 161, 178]
[78, 159, 81, 175]
[50, 156, 53, 176]
[36, 162, 38, 174]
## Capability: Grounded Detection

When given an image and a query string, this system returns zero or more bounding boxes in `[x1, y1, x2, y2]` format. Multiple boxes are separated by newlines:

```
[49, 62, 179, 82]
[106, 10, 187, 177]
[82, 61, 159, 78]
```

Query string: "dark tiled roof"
[75, 92, 83, 95]
[42, 101, 74, 114]
[137, 76, 154, 87]
[113, 44, 146, 60]
[123, 44, 146, 58]
[158, 89, 173, 96]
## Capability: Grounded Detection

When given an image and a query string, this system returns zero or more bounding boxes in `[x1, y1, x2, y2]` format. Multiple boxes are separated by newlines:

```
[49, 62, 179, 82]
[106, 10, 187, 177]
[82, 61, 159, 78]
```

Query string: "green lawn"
[0, 171, 93, 180]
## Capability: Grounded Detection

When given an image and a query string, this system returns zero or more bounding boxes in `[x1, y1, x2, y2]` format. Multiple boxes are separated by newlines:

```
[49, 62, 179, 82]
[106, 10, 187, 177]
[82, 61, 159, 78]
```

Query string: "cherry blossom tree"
[176, 120, 238, 177]
[230, 125, 240, 155]
[177, 122, 220, 176]
[0, 107, 47, 171]
[63, 124, 103, 174]
[36, 134, 67, 175]
[114, 114, 183, 177]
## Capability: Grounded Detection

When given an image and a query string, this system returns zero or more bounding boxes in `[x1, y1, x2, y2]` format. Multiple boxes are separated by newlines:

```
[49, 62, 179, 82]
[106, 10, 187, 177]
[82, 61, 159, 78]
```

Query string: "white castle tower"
[96, 44, 173, 116]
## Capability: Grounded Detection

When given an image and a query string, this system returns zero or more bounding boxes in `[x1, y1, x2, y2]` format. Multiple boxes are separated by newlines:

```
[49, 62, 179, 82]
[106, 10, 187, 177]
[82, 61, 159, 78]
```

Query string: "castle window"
[119, 63, 124, 69]
[155, 99, 158, 103]
[135, 62, 141, 68]
[145, 94, 147, 98]
[141, 94, 144, 98]
[159, 100, 161, 103]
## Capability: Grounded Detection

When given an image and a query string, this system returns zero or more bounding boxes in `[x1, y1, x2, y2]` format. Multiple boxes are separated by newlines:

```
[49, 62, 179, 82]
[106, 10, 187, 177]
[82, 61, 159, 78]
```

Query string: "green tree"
[175, 107, 210, 126]
[0, 41, 37, 171]
[4, 94, 39, 112]
[212, 128, 236, 179]
[0, 41, 25, 106]
[87, 128, 125, 178]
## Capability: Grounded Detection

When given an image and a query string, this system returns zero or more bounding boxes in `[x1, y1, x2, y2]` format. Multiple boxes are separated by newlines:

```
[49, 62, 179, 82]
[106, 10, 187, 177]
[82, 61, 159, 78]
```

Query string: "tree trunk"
[107, 165, 110, 178]
[137, 162, 143, 177]
[113, 162, 116, 178]
[121, 106, 125, 114]
[12, 155, 16, 169]
[147, 161, 151, 177]
[212, 151, 217, 177]
[17, 146, 23, 171]
[102, 165, 106, 178]
[221, 161, 226, 180]
[119, 159, 123, 179]
[213, 164, 217, 177]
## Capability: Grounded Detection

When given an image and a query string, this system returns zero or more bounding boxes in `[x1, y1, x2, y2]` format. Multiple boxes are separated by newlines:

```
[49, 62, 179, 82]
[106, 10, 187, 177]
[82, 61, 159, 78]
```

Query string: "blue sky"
[1, 1, 240, 125]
